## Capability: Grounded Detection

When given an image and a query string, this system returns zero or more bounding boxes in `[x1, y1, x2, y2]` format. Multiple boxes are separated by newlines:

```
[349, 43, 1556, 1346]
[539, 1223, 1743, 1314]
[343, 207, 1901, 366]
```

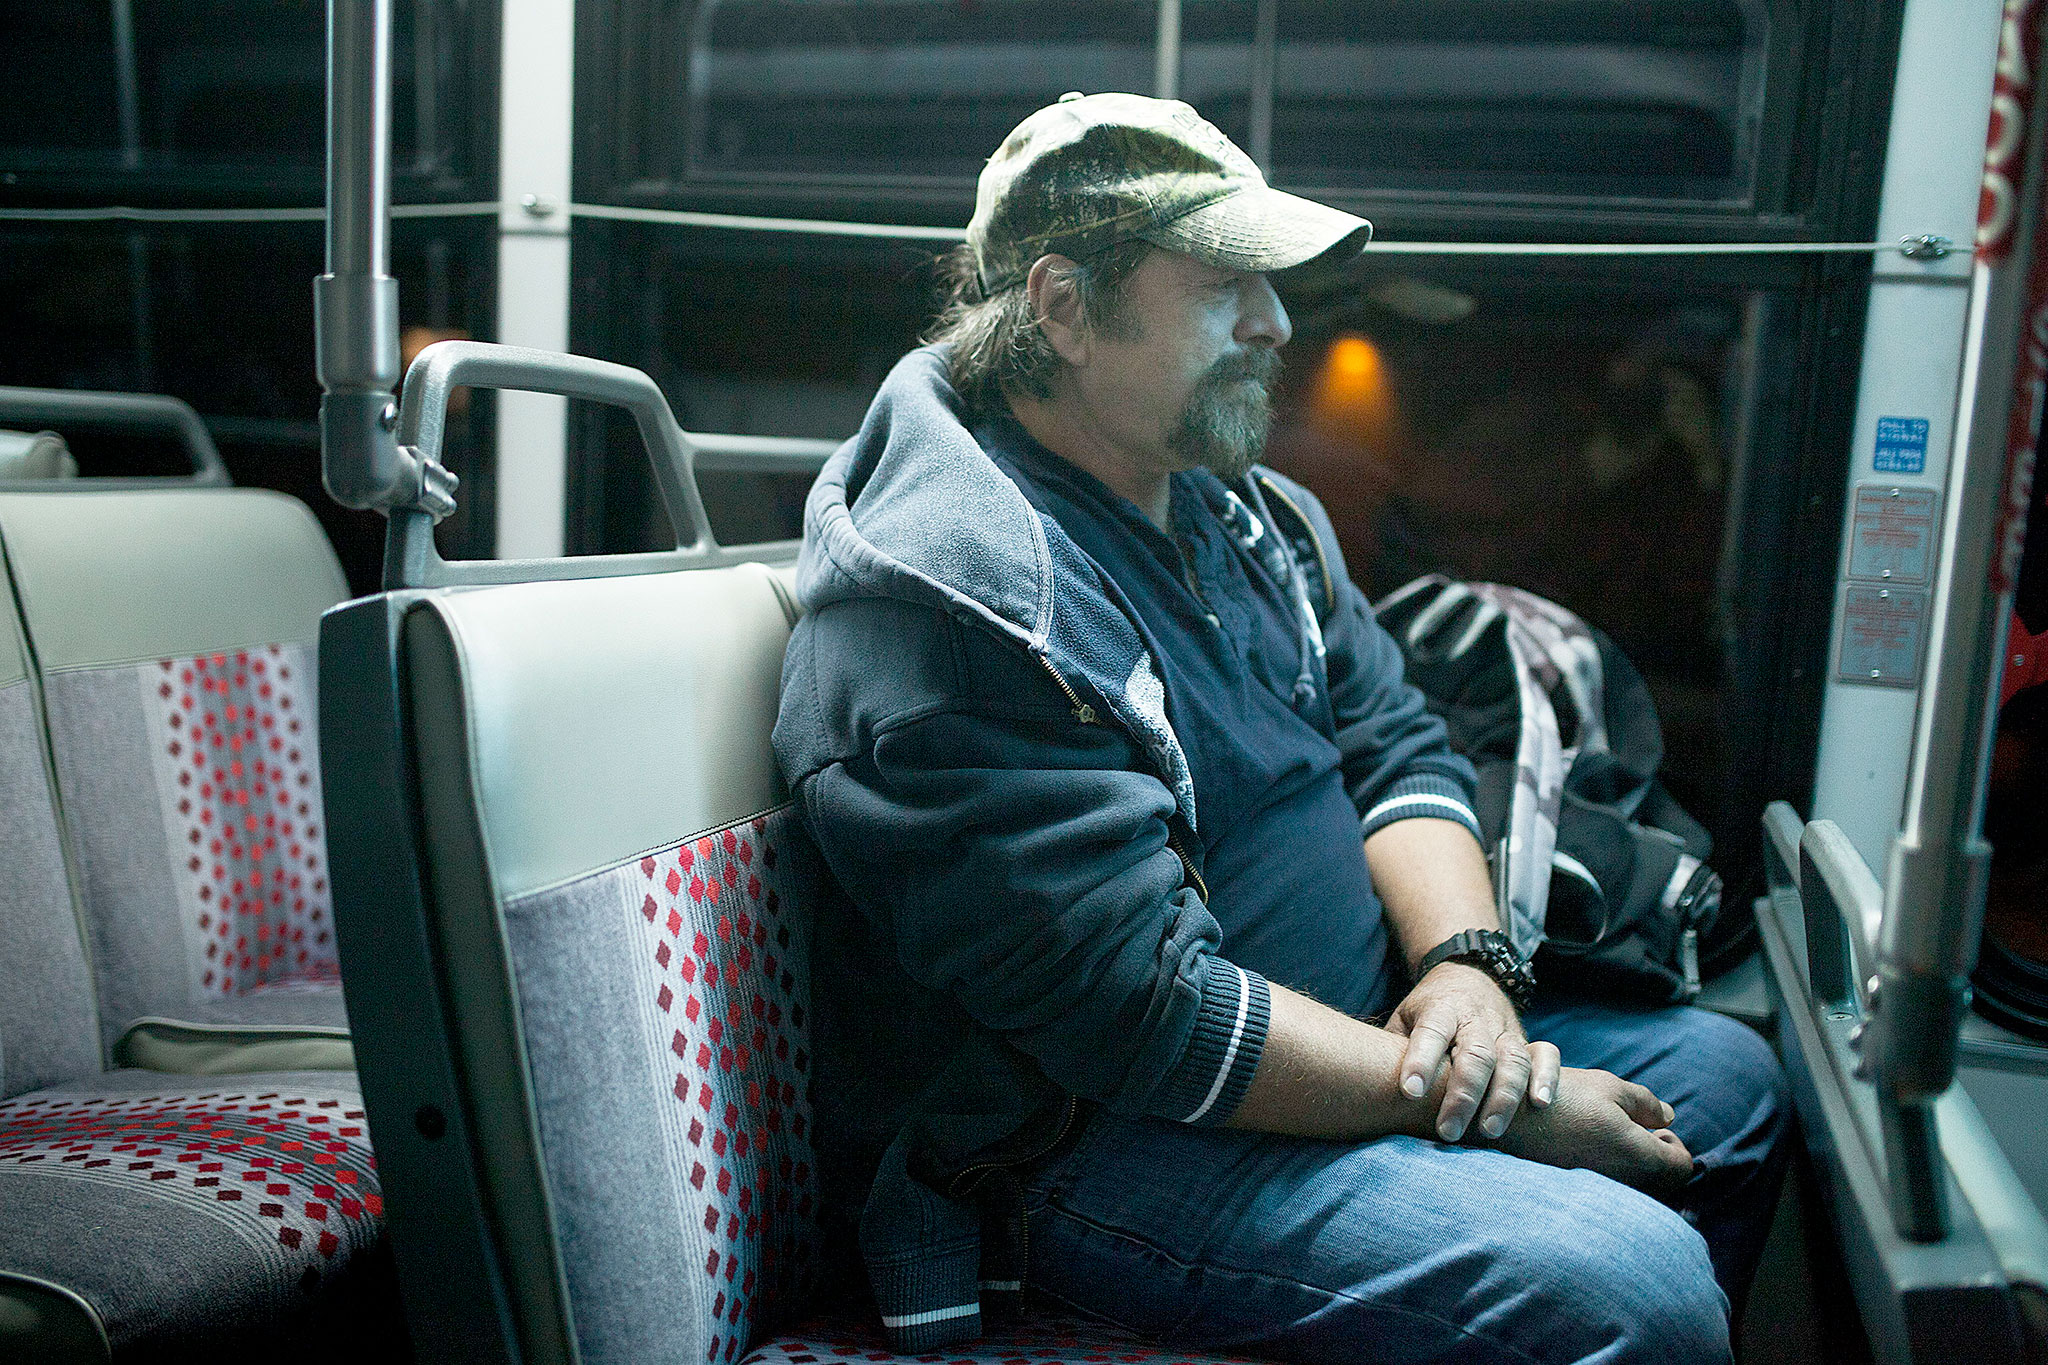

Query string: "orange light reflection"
[1311, 334, 1398, 454]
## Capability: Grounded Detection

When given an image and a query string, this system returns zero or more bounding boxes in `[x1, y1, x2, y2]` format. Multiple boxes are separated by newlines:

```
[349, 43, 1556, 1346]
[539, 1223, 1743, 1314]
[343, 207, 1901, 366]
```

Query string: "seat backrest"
[0, 557, 100, 1098]
[0, 489, 350, 1056]
[328, 559, 820, 1365]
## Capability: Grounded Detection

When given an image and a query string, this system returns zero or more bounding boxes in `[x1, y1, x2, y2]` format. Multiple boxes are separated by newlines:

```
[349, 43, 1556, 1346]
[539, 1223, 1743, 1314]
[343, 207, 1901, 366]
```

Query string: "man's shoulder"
[783, 592, 1067, 744]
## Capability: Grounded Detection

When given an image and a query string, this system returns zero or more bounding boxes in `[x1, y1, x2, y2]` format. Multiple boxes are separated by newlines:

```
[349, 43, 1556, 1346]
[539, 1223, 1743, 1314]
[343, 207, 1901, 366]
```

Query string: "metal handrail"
[686, 432, 841, 473]
[0, 387, 230, 488]
[315, 0, 453, 522]
[1793, 815, 1949, 1240]
[383, 340, 831, 590]
[1867, 0, 2046, 1243]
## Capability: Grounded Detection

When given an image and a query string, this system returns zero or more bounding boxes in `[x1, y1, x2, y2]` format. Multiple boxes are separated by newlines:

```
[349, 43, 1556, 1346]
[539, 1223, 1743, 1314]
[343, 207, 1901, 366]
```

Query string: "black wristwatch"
[1415, 929, 1537, 1012]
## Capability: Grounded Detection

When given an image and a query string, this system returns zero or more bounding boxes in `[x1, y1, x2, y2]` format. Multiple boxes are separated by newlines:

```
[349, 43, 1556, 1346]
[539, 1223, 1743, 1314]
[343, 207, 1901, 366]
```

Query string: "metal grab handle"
[1764, 800, 1952, 1242]
[0, 387, 231, 487]
[386, 340, 835, 591]
[401, 339, 716, 554]
[1802, 818, 1882, 1013]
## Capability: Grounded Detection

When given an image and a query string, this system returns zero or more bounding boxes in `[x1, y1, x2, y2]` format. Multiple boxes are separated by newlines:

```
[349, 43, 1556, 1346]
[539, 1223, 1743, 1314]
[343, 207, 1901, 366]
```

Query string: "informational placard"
[1846, 485, 1939, 583]
[1838, 585, 1928, 687]
[1874, 416, 1929, 474]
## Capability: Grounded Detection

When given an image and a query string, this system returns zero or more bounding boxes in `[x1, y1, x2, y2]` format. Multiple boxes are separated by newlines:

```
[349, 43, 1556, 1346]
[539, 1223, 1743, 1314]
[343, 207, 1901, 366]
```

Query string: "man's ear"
[1026, 254, 1090, 366]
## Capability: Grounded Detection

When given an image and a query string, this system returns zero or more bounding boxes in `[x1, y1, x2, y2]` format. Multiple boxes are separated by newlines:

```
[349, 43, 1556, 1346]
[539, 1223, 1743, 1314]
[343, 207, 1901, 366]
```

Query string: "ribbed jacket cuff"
[1155, 957, 1270, 1126]
[1360, 772, 1482, 844]
[869, 1239, 983, 1351]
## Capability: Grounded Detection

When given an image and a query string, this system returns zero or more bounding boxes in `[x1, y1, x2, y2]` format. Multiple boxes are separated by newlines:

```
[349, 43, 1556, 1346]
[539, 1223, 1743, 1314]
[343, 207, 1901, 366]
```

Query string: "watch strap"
[1415, 929, 1536, 1009]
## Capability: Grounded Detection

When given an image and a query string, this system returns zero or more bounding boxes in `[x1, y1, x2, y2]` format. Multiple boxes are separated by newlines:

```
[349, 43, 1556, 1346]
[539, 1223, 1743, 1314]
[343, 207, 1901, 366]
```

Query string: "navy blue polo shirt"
[978, 414, 1394, 1019]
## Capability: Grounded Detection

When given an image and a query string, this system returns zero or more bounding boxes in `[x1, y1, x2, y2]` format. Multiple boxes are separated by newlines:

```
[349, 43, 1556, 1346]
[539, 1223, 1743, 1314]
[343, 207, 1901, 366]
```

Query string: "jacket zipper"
[945, 1094, 1080, 1199]
[1036, 654, 1096, 725]
[1037, 652, 1205, 903]
[1165, 824, 1209, 903]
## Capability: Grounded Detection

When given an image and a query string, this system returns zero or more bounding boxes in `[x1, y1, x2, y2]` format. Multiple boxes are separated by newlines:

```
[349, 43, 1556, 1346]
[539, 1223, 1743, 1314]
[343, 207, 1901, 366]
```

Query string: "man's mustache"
[1206, 348, 1283, 387]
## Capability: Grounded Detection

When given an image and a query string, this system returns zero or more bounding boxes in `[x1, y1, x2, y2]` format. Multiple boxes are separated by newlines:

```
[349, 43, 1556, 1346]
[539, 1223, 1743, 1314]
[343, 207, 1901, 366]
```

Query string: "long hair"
[923, 239, 1151, 414]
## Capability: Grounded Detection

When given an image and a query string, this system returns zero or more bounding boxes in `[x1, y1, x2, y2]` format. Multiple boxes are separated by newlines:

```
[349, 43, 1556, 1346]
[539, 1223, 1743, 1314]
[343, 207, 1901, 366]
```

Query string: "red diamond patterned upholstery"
[0, 1075, 389, 1353]
[635, 810, 1265, 1365]
[638, 808, 821, 1364]
[0, 1086, 378, 1263]
[146, 644, 337, 996]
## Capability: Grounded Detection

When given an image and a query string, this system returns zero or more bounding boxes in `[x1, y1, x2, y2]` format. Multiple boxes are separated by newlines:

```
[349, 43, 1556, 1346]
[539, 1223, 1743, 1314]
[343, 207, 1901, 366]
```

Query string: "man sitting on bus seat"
[771, 91, 1790, 1365]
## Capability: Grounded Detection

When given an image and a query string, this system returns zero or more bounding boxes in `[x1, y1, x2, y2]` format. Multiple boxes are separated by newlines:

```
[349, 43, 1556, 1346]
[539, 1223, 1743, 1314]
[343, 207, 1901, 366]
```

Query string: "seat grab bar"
[385, 340, 833, 590]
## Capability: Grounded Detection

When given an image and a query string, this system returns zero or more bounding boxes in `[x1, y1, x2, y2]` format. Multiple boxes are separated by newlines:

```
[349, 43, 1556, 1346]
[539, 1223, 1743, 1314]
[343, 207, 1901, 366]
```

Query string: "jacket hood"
[797, 347, 1050, 650]
[796, 346, 1202, 826]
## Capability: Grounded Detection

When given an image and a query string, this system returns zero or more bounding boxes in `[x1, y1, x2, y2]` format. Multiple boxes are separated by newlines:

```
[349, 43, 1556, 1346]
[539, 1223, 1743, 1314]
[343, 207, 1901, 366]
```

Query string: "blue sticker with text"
[1875, 416, 1928, 474]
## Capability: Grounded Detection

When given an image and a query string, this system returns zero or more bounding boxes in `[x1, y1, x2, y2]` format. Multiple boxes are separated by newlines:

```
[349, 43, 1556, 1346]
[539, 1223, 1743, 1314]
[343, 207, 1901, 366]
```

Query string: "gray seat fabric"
[0, 544, 392, 1362]
[0, 1069, 391, 1361]
[0, 573, 102, 1101]
[0, 490, 353, 1065]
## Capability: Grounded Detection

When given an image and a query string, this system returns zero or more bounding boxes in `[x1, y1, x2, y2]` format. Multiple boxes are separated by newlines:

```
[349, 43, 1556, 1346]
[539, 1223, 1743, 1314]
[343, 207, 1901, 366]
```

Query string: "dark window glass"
[1183, 0, 1774, 206]
[0, 220, 497, 593]
[0, 0, 493, 200]
[1263, 255, 1816, 914]
[568, 221, 940, 552]
[573, 217, 1840, 906]
[660, 0, 1157, 187]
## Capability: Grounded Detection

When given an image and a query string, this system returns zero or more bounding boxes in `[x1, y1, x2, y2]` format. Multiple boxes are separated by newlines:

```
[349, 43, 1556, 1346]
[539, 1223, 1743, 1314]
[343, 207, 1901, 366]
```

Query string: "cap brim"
[1139, 184, 1372, 277]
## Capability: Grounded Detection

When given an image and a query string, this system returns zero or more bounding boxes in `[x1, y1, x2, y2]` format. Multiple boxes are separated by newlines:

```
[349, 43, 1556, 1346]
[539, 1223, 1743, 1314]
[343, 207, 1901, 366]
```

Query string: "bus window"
[0, 221, 499, 593]
[1178, 0, 1781, 207]
[568, 222, 939, 553]
[0, 0, 491, 201]
[585, 0, 1157, 196]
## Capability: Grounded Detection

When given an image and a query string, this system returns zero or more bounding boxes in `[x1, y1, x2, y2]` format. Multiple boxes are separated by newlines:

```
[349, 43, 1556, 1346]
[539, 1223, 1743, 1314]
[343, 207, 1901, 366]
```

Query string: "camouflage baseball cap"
[966, 91, 1372, 295]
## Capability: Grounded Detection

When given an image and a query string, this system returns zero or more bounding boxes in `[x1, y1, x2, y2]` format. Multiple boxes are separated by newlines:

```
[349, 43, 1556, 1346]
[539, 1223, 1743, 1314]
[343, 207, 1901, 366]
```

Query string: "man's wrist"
[1413, 929, 1536, 1011]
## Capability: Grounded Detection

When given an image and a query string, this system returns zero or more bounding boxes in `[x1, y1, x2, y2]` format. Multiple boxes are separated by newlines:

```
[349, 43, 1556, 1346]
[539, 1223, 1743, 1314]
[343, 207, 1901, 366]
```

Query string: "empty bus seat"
[0, 488, 353, 1070]
[0, 546, 393, 1363]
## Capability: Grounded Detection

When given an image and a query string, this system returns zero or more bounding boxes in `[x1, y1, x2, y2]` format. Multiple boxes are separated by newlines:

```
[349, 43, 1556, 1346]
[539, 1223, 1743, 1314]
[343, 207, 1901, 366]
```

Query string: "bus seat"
[0, 505, 396, 1362]
[0, 488, 354, 1071]
[330, 556, 1266, 1365]
[0, 1070, 389, 1363]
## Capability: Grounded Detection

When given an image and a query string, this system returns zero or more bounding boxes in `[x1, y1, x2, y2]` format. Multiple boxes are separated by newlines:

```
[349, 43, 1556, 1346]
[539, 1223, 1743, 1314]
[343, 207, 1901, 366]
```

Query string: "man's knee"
[1681, 1008, 1794, 1137]
[1487, 1178, 1730, 1365]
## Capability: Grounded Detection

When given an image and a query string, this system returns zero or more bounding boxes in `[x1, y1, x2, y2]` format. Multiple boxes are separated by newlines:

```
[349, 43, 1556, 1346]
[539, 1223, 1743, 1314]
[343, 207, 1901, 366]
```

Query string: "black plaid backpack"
[1373, 576, 1724, 1005]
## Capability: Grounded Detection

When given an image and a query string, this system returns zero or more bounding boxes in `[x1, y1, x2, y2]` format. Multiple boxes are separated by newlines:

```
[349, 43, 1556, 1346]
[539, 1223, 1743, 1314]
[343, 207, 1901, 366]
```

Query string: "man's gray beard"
[1166, 350, 1281, 483]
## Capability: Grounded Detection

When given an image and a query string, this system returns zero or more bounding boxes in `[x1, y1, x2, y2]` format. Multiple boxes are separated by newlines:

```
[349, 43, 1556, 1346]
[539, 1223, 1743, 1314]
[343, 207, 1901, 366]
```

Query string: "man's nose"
[1238, 274, 1292, 349]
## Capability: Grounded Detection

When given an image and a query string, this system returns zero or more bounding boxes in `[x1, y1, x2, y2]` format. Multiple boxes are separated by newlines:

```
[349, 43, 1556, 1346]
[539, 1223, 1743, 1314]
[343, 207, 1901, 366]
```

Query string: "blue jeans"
[1020, 996, 1791, 1365]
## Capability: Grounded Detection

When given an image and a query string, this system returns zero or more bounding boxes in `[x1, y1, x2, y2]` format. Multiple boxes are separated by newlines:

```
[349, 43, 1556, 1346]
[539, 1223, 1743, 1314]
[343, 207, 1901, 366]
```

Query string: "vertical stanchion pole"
[1154, 0, 1182, 101]
[1872, 0, 2047, 1241]
[317, 0, 425, 515]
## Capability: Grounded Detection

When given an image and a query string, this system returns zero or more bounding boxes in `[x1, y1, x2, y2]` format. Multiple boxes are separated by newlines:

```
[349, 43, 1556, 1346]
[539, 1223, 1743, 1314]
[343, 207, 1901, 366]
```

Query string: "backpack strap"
[1251, 473, 1339, 623]
[1218, 473, 1329, 707]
